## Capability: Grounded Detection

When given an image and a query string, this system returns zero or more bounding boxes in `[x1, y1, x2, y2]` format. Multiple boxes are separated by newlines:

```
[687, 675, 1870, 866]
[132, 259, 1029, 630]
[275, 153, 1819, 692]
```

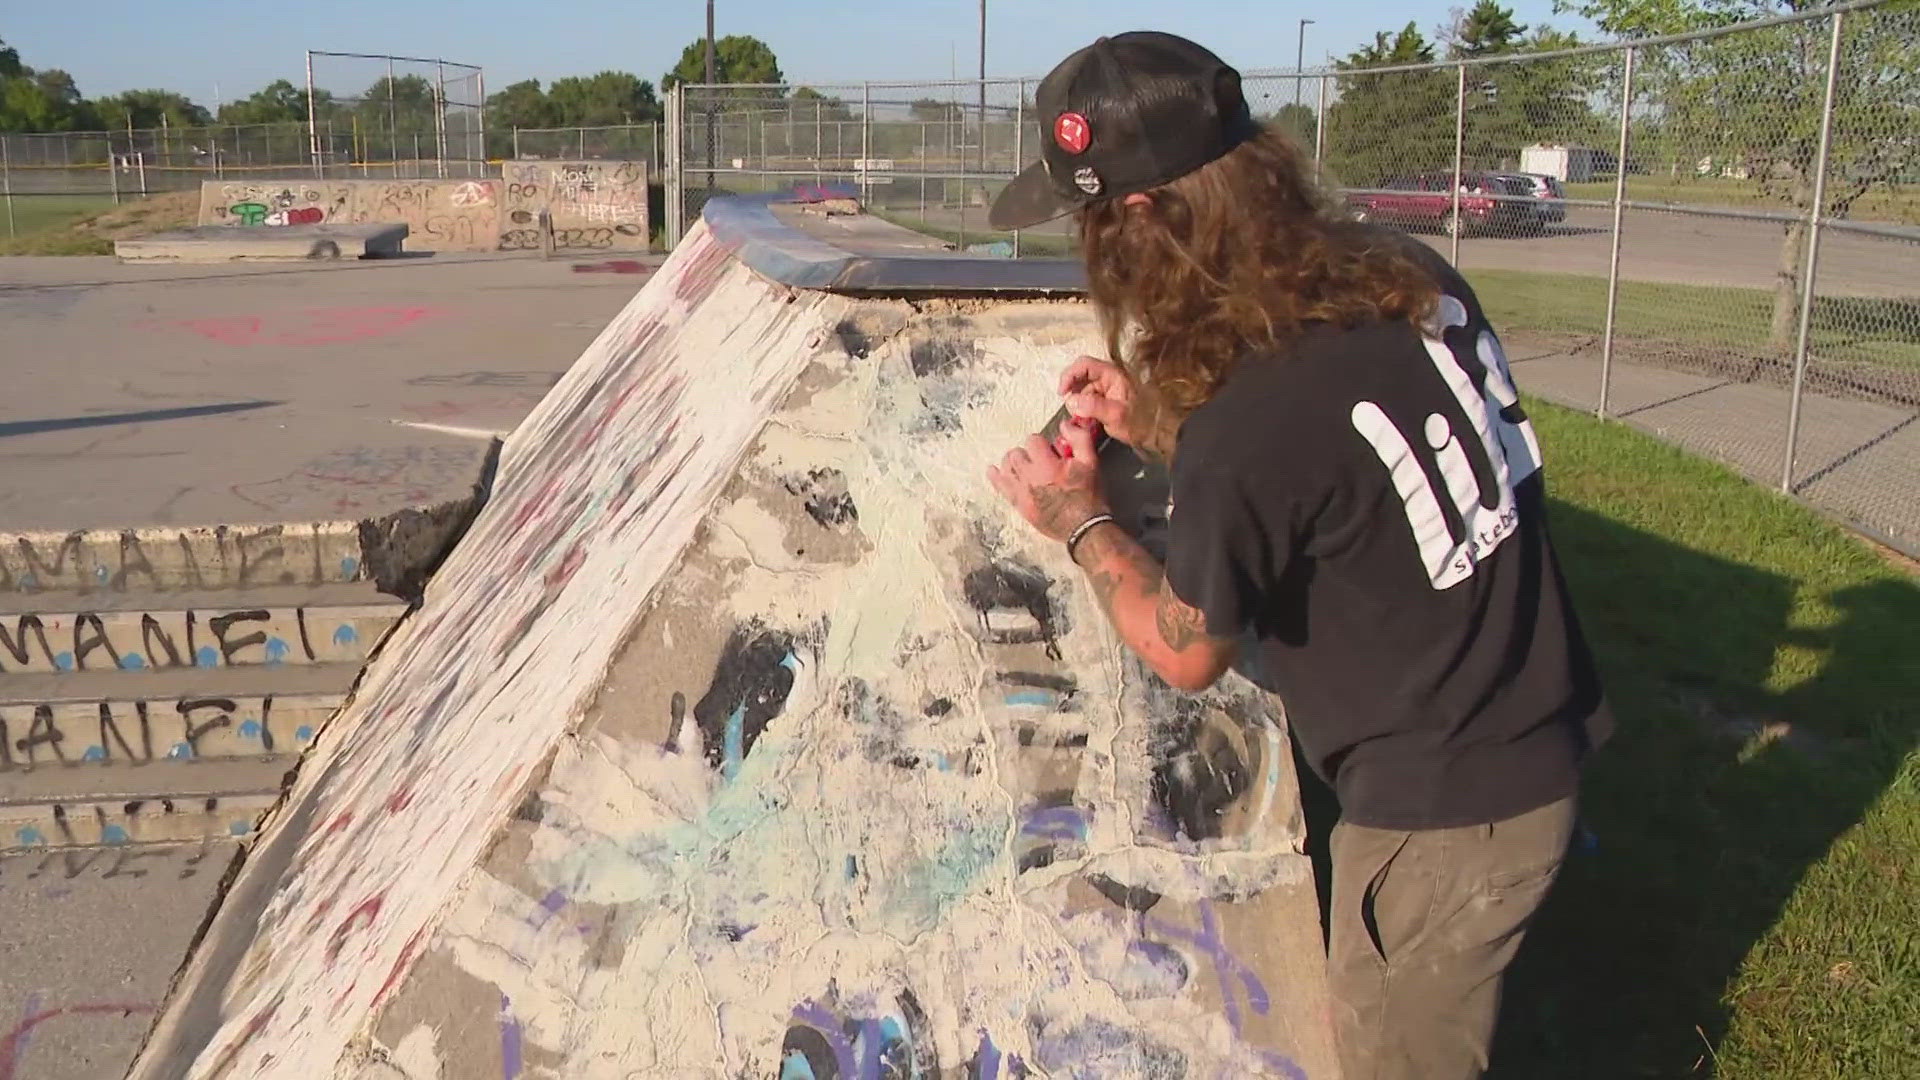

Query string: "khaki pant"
[1327, 796, 1576, 1080]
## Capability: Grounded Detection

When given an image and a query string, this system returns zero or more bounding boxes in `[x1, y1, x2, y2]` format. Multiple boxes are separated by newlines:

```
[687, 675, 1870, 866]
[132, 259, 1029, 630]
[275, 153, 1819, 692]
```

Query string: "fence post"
[1782, 10, 1846, 494]
[1449, 63, 1465, 265]
[513, 127, 520, 160]
[1599, 46, 1636, 419]
[435, 61, 449, 179]
[109, 151, 121, 205]
[306, 50, 322, 178]
[665, 83, 683, 248]
[2, 138, 14, 239]
[1314, 74, 1328, 178]
[136, 152, 147, 197]
[861, 82, 872, 206]
[1013, 79, 1024, 257]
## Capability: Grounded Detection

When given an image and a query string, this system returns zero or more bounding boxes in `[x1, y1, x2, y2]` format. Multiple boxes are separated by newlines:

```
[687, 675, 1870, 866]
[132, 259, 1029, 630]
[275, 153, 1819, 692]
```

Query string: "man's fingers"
[1064, 391, 1124, 427]
[1061, 415, 1099, 462]
[1058, 355, 1120, 396]
[1023, 434, 1056, 465]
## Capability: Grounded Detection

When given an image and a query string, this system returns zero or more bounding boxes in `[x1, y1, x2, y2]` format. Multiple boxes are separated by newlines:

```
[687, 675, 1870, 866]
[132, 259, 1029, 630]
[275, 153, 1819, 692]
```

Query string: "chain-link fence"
[306, 51, 487, 180]
[510, 123, 665, 174]
[661, 0, 1916, 555]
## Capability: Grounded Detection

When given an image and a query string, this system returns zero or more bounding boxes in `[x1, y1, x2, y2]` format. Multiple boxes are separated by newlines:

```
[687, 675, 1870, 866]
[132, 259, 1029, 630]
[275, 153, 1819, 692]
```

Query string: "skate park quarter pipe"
[128, 192, 1334, 1080]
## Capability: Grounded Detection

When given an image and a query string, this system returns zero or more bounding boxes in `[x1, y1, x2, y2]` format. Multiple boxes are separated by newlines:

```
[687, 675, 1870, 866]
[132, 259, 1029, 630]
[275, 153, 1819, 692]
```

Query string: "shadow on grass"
[1483, 500, 1919, 1077]
[1290, 493, 1919, 1077]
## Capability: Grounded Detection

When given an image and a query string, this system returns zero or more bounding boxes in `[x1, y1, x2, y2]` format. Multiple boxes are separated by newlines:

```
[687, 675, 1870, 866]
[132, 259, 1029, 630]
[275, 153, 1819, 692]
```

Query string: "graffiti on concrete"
[6, 792, 271, 849]
[0, 603, 390, 675]
[502, 161, 649, 251]
[143, 305, 447, 347]
[196, 171, 648, 253]
[371, 300, 1322, 1076]
[0, 1002, 156, 1080]
[0, 523, 364, 594]
[128, 224, 845, 1077]
[1, 692, 334, 769]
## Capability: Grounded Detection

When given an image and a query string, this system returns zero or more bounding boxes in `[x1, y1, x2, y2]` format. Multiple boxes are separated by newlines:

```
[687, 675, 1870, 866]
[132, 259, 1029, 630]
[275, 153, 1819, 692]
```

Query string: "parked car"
[1344, 172, 1537, 237]
[1495, 171, 1568, 226]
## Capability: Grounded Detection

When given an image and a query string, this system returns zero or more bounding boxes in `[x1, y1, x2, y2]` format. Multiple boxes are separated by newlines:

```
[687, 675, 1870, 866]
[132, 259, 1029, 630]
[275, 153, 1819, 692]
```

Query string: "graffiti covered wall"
[132, 228, 1330, 1079]
[502, 161, 649, 251]
[198, 169, 646, 254]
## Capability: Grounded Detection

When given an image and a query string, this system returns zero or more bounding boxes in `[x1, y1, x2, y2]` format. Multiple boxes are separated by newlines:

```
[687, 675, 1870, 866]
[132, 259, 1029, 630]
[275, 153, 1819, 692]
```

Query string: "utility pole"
[1296, 19, 1315, 107]
[704, 0, 716, 192]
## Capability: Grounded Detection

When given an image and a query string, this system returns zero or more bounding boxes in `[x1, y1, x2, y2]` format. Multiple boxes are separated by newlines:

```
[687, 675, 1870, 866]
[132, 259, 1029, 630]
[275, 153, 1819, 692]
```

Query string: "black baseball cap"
[989, 31, 1257, 231]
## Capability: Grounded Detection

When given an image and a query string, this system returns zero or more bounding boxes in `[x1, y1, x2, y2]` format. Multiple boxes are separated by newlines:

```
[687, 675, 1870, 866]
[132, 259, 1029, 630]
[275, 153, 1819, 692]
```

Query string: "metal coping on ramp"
[703, 187, 1089, 296]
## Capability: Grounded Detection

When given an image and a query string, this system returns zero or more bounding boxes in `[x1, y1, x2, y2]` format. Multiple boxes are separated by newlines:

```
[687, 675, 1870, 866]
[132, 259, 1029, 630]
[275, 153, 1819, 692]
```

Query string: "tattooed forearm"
[1154, 594, 1210, 650]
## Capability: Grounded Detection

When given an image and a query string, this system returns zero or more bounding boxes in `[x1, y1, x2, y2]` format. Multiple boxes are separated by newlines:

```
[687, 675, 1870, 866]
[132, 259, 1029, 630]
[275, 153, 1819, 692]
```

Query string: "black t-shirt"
[1163, 255, 1612, 830]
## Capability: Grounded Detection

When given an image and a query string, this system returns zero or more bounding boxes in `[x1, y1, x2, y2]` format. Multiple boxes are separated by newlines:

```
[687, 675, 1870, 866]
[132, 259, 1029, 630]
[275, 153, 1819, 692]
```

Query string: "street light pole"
[1296, 19, 1315, 107]
[705, 0, 716, 84]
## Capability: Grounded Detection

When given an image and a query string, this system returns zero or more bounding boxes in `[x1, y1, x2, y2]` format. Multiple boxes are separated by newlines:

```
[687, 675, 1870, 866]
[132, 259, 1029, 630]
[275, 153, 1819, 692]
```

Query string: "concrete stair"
[0, 572, 407, 851]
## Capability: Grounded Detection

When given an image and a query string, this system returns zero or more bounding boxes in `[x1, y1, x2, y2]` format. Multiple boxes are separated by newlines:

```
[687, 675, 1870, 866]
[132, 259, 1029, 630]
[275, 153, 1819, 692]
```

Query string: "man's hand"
[987, 420, 1107, 543]
[1059, 356, 1141, 447]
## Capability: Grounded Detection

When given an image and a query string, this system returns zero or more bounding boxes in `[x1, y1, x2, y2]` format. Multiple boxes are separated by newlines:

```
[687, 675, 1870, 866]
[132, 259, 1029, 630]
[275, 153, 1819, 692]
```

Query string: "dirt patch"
[71, 189, 202, 239]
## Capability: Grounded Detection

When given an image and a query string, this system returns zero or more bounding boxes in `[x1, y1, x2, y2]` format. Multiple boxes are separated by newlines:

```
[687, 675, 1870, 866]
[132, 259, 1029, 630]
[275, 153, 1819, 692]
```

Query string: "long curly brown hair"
[1078, 125, 1439, 451]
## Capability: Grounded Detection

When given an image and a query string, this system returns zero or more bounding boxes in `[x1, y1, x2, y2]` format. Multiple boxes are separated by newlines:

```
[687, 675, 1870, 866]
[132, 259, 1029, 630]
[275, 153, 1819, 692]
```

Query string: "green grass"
[1, 193, 116, 238]
[1468, 267, 1920, 371]
[1483, 397, 1920, 1078]
[1562, 176, 1920, 226]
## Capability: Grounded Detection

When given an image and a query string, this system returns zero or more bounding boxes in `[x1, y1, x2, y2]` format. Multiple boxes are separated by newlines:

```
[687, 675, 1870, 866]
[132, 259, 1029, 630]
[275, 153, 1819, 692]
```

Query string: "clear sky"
[5, 0, 1593, 104]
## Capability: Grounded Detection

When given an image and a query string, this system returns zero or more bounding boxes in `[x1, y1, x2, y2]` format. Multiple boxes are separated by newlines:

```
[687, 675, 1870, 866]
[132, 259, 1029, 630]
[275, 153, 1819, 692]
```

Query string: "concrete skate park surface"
[0, 252, 655, 535]
[126, 196, 1335, 1079]
[0, 250, 657, 1080]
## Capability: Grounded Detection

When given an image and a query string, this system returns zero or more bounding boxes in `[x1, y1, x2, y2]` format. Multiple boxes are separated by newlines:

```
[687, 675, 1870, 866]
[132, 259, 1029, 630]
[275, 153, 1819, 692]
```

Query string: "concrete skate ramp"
[130, 196, 1332, 1079]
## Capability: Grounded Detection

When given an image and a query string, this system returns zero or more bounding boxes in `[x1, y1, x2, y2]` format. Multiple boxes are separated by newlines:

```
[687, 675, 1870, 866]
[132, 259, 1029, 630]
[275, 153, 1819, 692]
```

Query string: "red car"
[1345, 172, 1537, 237]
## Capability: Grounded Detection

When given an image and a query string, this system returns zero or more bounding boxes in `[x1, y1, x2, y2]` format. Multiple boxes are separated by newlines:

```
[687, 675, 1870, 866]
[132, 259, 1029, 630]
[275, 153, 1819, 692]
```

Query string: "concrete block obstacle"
[128, 195, 1333, 1079]
[115, 224, 407, 263]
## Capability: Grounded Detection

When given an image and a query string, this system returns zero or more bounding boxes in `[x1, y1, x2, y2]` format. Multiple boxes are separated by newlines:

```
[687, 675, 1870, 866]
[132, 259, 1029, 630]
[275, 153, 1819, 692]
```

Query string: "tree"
[1557, 0, 1920, 346]
[790, 86, 854, 121]
[1442, 0, 1529, 58]
[1270, 102, 1318, 149]
[217, 79, 336, 125]
[1324, 24, 1453, 186]
[91, 89, 210, 131]
[909, 98, 963, 123]
[547, 71, 660, 125]
[0, 65, 89, 131]
[662, 35, 783, 89]
[0, 37, 21, 80]
[486, 79, 557, 129]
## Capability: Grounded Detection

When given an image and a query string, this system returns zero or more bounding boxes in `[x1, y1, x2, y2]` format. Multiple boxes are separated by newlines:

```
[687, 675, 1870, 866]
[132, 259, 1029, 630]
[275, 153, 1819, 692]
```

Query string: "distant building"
[1520, 143, 1600, 183]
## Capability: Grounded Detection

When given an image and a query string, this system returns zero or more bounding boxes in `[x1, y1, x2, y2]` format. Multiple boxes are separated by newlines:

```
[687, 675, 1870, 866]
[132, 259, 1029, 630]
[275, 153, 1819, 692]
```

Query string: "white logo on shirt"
[1350, 295, 1542, 590]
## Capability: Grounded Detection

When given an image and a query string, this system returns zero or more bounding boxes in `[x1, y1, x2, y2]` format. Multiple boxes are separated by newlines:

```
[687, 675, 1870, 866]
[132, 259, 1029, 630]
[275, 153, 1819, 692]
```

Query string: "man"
[984, 31, 1612, 1080]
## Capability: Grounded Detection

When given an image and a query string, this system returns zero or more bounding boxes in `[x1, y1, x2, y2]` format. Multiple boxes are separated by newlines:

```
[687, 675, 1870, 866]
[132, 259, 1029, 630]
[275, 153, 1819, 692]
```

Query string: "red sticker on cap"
[1054, 112, 1091, 155]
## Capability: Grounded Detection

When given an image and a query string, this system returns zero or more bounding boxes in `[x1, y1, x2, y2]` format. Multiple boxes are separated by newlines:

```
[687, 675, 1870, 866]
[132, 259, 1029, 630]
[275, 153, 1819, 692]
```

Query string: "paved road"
[1, 252, 658, 533]
[0, 843, 235, 1080]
